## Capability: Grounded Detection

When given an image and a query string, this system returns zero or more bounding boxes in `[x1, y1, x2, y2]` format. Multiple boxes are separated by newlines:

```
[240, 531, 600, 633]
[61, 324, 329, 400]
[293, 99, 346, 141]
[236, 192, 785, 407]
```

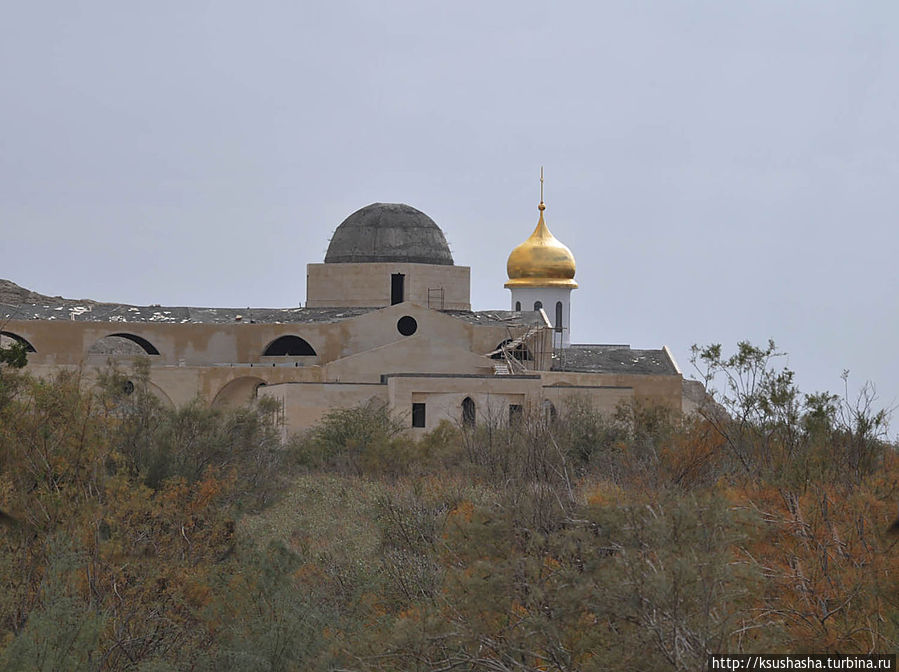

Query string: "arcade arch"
[0, 331, 36, 352]
[88, 333, 160, 357]
[262, 335, 316, 357]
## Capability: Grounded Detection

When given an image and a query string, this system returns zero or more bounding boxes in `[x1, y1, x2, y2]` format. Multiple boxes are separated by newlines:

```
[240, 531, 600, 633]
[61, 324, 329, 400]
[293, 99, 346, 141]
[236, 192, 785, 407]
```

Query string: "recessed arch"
[555, 301, 563, 333]
[0, 331, 36, 353]
[212, 376, 267, 409]
[145, 380, 175, 408]
[533, 300, 543, 311]
[490, 339, 531, 361]
[262, 335, 316, 357]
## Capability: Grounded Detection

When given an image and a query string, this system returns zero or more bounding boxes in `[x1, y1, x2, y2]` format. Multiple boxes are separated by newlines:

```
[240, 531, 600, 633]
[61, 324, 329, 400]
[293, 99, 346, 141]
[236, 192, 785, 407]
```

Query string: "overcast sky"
[2, 1, 897, 429]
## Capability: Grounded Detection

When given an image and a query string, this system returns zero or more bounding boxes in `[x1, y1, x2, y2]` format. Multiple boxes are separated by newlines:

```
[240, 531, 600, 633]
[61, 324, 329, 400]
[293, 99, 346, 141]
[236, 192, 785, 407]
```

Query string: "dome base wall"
[306, 262, 471, 310]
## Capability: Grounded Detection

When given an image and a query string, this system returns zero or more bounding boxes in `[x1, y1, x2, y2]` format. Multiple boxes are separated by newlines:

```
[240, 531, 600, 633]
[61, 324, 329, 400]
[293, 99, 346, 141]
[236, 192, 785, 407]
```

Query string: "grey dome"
[324, 203, 454, 265]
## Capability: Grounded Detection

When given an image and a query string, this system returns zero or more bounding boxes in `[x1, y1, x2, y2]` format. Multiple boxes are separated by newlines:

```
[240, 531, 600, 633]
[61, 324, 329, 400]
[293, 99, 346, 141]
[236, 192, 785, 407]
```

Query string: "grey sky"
[2, 1, 897, 426]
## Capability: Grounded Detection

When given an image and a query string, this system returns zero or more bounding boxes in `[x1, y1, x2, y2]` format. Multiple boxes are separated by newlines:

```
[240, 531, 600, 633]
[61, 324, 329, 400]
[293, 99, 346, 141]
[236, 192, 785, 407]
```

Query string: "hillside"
[0, 278, 104, 308]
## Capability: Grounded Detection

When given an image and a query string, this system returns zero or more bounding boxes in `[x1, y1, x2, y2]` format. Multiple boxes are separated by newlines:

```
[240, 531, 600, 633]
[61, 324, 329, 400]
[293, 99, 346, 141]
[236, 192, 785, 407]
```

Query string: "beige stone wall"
[541, 370, 683, 413]
[306, 262, 471, 310]
[258, 382, 387, 435]
[2, 305, 540, 372]
[21, 362, 325, 408]
[386, 374, 542, 433]
[541, 384, 635, 417]
[5, 320, 326, 367]
[325, 339, 494, 384]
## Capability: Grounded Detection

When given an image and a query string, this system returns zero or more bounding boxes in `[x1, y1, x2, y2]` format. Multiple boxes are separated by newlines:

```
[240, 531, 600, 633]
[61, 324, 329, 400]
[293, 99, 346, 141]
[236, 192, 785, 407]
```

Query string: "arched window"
[462, 397, 476, 427]
[533, 301, 543, 311]
[543, 399, 557, 423]
[555, 301, 563, 333]
[514, 301, 521, 312]
[263, 335, 316, 356]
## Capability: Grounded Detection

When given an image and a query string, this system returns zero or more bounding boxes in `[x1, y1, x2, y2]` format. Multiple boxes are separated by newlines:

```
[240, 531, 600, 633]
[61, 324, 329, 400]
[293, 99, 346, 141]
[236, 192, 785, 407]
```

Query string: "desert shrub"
[0, 538, 105, 672]
[290, 400, 415, 477]
[204, 542, 328, 672]
[692, 341, 893, 488]
[97, 361, 286, 509]
[554, 395, 626, 468]
[374, 490, 447, 608]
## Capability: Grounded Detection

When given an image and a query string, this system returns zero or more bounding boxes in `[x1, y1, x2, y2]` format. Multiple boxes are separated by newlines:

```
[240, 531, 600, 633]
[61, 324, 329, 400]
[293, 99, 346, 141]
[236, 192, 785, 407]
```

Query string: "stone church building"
[1, 197, 687, 435]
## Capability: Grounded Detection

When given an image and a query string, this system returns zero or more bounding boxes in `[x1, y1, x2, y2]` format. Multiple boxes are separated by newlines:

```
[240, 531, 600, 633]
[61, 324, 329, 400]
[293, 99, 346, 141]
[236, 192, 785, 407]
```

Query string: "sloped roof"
[553, 344, 678, 375]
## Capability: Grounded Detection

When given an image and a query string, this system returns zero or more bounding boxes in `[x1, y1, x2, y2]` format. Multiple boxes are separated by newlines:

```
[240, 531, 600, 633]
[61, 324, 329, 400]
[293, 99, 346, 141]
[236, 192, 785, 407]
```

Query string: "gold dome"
[505, 201, 577, 288]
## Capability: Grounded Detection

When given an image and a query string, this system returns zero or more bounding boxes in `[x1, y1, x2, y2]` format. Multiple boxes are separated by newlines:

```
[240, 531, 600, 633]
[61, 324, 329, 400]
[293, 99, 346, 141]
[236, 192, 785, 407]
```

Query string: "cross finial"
[539, 166, 545, 211]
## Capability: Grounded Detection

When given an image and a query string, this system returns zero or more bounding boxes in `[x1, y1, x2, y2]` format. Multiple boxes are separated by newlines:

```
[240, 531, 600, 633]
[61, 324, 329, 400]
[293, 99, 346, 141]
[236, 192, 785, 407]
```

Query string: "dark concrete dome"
[325, 203, 454, 265]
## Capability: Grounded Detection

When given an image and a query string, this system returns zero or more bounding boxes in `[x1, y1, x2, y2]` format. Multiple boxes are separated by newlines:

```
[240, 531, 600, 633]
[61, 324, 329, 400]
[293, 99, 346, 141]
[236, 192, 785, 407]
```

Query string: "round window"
[397, 316, 418, 336]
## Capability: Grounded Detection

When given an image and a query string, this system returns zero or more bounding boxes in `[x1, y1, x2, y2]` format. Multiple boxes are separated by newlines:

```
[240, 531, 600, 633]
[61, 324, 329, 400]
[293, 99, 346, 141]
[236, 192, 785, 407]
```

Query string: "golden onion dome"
[505, 200, 577, 288]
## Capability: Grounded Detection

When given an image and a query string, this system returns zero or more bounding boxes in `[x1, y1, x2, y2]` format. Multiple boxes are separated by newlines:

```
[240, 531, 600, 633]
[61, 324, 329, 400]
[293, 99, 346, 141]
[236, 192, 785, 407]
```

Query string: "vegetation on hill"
[0, 342, 896, 671]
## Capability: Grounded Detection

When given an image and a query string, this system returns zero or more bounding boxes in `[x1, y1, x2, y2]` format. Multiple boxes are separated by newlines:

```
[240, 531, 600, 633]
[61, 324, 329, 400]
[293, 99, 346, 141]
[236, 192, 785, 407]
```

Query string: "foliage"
[691, 341, 892, 486]
[290, 400, 417, 477]
[0, 341, 896, 669]
[0, 538, 105, 672]
[98, 360, 285, 509]
[0, 363, 299, 670]
[0, 341, 27, 371]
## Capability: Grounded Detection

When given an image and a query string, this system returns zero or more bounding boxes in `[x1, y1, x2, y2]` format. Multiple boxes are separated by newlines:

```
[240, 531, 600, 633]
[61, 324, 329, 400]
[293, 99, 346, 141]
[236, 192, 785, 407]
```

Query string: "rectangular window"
[509, 404, 523, 425]
[391, 273, 405, 305]
[412, 402, 426, 428]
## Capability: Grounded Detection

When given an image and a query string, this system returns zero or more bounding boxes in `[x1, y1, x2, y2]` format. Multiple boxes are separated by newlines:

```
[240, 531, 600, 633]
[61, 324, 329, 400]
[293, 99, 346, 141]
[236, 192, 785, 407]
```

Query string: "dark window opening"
[490, 339, 531, 361]
[263, 335, 316, 356]
[555, 301, 563, 333]
[0, 331, 36, 352]
[509, 404, 523, 425]
[533, 301, 542, 311]
[514, 301, 521, 312]
[122, 380, 135, 395]
[107, 333, 160, 355]
[462, 397, 476, 427]
[391, 273, 405, 305]
[412, 402, 426, 428]
[397, 315, 418, 336]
